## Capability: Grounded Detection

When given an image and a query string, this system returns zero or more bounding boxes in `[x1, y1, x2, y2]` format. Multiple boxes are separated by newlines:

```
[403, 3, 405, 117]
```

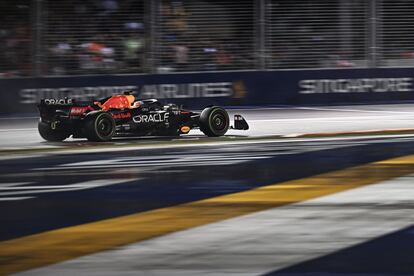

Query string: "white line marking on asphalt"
[228, 107, 296, 111]
[33, 142, 356, 171]
[0, 197, 34, 201]
[2, 134, 414, 162]
[294, 106, 414, 114]
[0, 182, 33, 187]
[0, 117, 38, 120]
[0, 179, 139, 196]
[248, 115, 414, 123]
[0, 128, 37, 132]
[0, 154, 48, 161]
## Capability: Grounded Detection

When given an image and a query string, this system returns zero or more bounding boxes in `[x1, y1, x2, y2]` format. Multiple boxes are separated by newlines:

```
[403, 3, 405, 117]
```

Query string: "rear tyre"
[84, 112, 116, 142]
[38, 121, 69, 142]
[199, 106, 230, 137]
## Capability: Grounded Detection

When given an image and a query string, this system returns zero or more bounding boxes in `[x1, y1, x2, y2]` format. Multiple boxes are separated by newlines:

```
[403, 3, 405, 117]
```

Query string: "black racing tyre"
[84, 112, 116, 142]
[199, 106, 230, 137]
[38, 121, 69, 142]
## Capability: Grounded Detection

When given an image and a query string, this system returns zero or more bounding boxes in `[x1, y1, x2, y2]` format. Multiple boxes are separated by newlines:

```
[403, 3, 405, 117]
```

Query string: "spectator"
[50, 39, 76, 75]
[215, 44, 233, 70]
[4, 26, 31, 76]
[173, 43, 189, 71]
[123, 27, 145, 70]
[79, 35, 115, 72]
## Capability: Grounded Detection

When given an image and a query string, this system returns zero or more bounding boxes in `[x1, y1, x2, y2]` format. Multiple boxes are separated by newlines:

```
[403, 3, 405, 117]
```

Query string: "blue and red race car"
[38, 91, 249, 142]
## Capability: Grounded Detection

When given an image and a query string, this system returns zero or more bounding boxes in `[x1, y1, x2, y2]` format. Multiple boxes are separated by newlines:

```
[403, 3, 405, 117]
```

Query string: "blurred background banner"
[3, 68, 414, 113]
[1, 0, 414, 112]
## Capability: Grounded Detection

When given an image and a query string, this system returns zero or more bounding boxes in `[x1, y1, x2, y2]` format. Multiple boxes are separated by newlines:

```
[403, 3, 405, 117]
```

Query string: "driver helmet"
[132, 100, 143, 108]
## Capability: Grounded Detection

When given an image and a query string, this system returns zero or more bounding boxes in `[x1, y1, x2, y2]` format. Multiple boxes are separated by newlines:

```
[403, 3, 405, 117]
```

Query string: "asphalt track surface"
[2, 103, 414, 149]
[1, 104, 414, 275]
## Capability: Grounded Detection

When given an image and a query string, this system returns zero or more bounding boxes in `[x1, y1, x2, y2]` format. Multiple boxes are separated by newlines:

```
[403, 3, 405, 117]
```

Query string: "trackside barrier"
[1, 68, 414, 113]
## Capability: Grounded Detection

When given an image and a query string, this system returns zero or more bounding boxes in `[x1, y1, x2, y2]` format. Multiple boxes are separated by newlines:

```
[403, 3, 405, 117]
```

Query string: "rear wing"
[38, 98, 83, 121]
[39, 98, 74, 107]
[38, 98, 92, 110]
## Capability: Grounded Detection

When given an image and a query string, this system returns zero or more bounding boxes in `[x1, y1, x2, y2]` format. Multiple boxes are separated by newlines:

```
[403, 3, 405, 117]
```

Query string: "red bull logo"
[70, 106, 91, 116]
[112, 113, 132, 119]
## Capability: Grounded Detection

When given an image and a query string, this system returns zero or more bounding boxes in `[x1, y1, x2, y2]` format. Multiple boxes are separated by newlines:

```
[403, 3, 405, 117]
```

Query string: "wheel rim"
[211, 112, 227, 131]
[97, 117, 113, 137]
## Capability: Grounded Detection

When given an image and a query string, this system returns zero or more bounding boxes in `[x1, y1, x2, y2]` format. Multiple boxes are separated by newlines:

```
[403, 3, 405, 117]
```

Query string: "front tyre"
[38, 121, 69, 142]
[199, 106, 230, 137]
[84, 112, 116, 142]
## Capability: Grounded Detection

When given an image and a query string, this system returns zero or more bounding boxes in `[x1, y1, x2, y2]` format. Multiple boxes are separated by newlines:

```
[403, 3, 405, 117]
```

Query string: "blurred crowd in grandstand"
[42, 0, 147, 76]
[0, 0, 148, 77]
[0, 25, 31, 78]
[2, 0, 414, 78]
[0, 0, 248, 77]
[157, 1, 248, 73]
[0, 1, 32, 77]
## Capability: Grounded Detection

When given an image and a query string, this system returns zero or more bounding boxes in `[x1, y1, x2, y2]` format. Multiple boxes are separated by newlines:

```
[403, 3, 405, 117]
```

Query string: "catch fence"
[0, 0, 412, 77]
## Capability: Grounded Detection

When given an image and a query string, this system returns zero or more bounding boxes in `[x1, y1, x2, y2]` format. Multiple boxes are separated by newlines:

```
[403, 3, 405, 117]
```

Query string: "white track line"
[294, 106, 414, 114]
[0, 179, 138, 197]
[0, 182, 33, 187]
[0, 197, 34, 201]
[0, 117, 37, 120]
[248, 115, 414, 123]
[0, 128, 37, 132]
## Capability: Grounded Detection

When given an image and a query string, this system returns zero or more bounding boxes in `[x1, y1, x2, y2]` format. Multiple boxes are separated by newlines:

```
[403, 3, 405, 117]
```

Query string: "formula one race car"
[37, 92, 249, 142]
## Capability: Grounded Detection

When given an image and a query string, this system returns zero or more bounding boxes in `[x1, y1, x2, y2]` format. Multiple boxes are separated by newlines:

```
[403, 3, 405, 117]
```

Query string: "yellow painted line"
[2, 155, 414, 275]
